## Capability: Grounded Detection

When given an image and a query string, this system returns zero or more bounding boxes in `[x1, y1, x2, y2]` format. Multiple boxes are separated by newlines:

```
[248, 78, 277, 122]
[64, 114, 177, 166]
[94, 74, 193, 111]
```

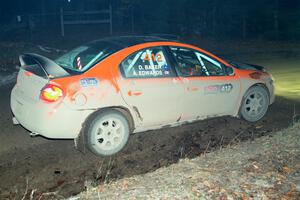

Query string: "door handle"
[128, 90, 142, 96]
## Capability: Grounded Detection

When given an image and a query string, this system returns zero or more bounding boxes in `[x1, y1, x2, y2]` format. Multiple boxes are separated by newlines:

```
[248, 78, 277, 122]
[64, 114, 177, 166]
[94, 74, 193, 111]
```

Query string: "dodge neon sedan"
[11, 36, 275, 156]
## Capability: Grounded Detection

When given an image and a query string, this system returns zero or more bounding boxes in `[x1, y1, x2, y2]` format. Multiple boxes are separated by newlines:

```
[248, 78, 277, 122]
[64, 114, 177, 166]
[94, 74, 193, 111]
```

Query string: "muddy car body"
[10, 36, 275, 156]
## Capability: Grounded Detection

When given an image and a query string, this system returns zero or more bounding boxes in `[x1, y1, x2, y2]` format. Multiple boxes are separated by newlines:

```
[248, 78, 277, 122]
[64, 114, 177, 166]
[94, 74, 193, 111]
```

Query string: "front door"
[168, 46, 241, 121]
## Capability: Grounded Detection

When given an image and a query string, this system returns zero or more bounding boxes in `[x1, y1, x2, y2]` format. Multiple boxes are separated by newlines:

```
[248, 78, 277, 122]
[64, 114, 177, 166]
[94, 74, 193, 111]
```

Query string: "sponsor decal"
[138, 64, 162, 70]
[134, 70, 163, 76]
[162, 64, 170, 75]
[133, 64, 169, 77]
[162, 64, 169, 70]
[204, 83, 233, 94]
[80, 78, 99, 87]
[143, 53, 162, 62]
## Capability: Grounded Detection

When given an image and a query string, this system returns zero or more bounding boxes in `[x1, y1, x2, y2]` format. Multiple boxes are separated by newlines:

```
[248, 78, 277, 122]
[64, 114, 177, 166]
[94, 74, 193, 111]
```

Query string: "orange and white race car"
[10, 36, 275, 156]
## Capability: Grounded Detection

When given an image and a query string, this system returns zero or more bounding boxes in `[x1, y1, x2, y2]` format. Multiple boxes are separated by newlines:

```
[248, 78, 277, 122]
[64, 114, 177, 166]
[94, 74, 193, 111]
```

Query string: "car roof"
[90, 35, 180, 49]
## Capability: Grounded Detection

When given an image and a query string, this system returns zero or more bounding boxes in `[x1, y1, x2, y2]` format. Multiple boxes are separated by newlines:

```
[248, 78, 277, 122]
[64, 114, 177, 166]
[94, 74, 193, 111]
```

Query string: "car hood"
[229, 61, 265, 72]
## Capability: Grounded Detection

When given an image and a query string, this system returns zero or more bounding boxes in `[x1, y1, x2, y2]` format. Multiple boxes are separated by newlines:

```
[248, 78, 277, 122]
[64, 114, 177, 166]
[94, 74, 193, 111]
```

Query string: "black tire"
[84, 110, 130, 156]
[240, 86, 269, 122]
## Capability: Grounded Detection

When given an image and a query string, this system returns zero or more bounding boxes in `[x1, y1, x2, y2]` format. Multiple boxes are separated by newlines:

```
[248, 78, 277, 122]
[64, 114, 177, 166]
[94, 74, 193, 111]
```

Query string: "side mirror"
[225, 66, 235, 76]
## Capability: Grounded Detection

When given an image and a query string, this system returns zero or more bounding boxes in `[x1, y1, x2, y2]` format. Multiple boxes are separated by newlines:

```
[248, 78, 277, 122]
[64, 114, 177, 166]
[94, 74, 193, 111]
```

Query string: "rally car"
[10, 36, 275, 156]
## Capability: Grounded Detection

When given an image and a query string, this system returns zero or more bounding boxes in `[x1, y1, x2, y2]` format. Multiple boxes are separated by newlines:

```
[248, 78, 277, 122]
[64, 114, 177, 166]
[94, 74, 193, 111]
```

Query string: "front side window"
[195, 53, 225, 76]
[120, 47, 175, 78]
[170, 47, 205, 76]
[170, 47, 225, 77]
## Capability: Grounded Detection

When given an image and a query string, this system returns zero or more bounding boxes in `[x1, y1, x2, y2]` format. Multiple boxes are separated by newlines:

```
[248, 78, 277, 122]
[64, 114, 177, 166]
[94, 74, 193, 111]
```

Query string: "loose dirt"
[80, 122, 300, 199]
[0, 40, 299, 199]
[0, 83, 299, 199]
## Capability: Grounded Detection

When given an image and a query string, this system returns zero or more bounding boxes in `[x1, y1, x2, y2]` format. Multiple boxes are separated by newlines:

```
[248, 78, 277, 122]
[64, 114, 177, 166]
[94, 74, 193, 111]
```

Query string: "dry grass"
[75, 123, 300, 199]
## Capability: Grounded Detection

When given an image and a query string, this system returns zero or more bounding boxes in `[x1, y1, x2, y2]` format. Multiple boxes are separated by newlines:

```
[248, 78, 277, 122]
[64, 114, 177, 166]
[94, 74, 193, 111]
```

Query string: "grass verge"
[76, 123, 300, 200]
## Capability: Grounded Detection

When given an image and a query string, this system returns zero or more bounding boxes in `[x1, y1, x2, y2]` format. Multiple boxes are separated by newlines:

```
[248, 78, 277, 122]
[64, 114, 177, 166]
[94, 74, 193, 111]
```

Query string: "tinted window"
[120, 47, 175, 78]
[55, 41, 121, 72]
[170, 47, 205, 76]
[170, 47, 225, 77]
[195, 52, 225, 76]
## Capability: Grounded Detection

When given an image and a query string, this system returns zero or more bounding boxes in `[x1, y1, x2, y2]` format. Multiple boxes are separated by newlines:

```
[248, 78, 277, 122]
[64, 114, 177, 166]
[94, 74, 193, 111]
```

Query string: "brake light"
[40, 84, 64, 102]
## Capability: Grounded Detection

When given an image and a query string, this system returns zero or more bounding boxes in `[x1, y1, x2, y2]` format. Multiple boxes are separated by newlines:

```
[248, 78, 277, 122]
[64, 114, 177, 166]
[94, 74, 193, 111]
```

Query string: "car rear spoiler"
[19, 53, 70, 79]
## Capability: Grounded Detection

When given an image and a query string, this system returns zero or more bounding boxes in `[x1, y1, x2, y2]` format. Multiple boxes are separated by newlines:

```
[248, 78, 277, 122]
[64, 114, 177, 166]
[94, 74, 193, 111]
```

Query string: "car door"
[118, 46, 184, 128]
[168, 46, 241, 121]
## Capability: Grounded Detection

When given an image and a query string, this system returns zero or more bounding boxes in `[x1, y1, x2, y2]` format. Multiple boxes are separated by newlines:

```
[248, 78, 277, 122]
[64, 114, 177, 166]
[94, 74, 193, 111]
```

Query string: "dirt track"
[0, 82, 299, 199]
[0, 44, 300, 199]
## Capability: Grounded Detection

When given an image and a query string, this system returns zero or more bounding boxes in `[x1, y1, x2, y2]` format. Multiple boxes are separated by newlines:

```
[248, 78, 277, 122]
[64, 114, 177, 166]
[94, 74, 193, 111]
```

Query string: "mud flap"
[12, 117, 20, 125]
[74, 130, 86, 154]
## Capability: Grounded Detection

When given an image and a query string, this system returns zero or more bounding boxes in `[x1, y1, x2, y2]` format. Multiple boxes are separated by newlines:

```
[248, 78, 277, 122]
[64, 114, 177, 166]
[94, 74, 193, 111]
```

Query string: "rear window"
[55, 41, 121, 72]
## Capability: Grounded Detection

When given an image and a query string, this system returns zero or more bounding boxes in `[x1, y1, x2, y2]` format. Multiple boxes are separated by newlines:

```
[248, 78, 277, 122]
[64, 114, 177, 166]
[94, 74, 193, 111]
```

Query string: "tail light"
[40, 84, 64, 102]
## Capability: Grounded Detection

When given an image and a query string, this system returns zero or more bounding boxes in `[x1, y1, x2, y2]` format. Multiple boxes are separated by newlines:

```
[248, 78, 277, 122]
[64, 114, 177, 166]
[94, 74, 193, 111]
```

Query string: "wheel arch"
[77, 106, 133, 156]
[248, 83, 270, 102]
[75, 106, 135, 154]
[83, 106, 135, 133]
[237, 83, 270, 117]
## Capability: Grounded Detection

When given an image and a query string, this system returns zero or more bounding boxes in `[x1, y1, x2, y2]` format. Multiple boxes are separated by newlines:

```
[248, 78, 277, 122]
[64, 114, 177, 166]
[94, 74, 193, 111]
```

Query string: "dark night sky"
[0, 0, 300, 40]
[1, 0, 298, 14]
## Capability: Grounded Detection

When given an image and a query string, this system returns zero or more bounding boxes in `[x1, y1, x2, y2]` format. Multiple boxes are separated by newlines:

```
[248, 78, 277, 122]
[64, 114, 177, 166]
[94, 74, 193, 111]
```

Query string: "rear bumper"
[10, 86, 92, 139]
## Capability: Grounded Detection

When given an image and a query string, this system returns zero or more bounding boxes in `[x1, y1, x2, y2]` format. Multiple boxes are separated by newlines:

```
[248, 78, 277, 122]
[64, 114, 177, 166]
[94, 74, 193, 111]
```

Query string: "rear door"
[118, 46, 184, 128]
[168, 46, 241, 120]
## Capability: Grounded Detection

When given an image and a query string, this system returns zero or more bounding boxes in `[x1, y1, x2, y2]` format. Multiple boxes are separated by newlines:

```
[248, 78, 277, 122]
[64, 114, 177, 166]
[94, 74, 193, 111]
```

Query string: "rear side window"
[55, 41, 121, 72]
[120, 47, 175, 78]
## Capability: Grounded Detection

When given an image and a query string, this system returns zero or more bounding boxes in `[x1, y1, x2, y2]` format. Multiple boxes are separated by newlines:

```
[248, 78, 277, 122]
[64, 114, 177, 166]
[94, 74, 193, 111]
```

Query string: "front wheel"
[85, 110, 130, 156]
[240, 86, 270, 122]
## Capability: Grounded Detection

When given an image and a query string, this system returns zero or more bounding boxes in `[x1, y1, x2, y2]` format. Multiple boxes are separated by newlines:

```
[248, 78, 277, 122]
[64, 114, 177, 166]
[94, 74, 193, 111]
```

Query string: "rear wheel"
[240, 86, 269, 122]
[85, 110, 130, 156]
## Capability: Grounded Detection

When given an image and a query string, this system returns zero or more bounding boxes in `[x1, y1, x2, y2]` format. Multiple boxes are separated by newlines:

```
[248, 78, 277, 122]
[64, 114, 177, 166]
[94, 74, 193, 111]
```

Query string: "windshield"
[55, 41, 121, 72]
